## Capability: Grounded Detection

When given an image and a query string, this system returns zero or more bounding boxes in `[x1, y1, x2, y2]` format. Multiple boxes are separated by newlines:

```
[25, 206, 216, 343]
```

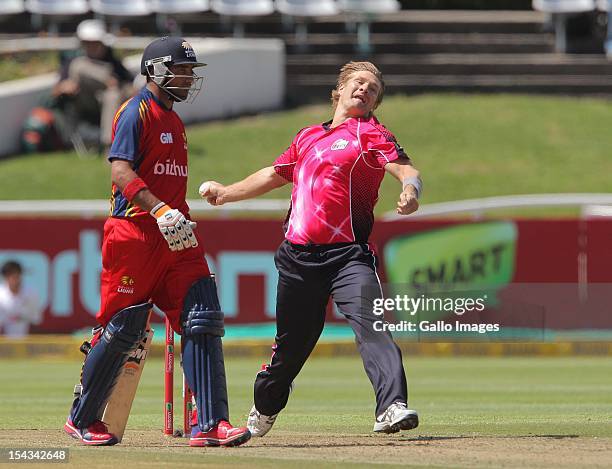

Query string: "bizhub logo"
[160, 132, 174, 144]
[154, 159, 188, 177]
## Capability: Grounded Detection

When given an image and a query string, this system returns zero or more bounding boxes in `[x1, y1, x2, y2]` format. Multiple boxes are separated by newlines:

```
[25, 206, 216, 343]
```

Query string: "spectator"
[52, 19, 134, 154]
[605, 1, 612, 57]
[0, 261, 41, 338]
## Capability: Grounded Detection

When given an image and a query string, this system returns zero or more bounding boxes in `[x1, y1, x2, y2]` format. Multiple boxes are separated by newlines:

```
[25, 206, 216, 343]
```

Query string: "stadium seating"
[90, 0, 150, 33]
[25, 0, 89, 33]
[25, 0, 88, 15]
[337, 0, 401, 14]
[150, 0, 209, 34]
[276, 0, 339, 17]
[337, 0, 401, 54]
[150, 0, 210, 14]
[210, 0, 274, 16]
[276, 1, 339, 49]
[210, 0, 274, 37]
[533, 0, 595, 12]
[0, 0, 25, 15]
[532, 0, 596, 52]
[89, 0, 151, 17]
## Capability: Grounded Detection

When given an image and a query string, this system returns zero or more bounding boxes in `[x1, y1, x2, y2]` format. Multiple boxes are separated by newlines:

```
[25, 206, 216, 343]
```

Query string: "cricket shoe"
[189, 420, 251, 447]
[64, 417, 118, 446]
[246, 405, 278, 437]
[373, 402, 419, 434]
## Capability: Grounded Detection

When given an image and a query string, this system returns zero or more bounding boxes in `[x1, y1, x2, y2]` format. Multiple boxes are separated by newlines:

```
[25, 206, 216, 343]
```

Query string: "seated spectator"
[43, 19, 134, 155]
[0, 261, 41, 338]
[605, 1, 612, 57]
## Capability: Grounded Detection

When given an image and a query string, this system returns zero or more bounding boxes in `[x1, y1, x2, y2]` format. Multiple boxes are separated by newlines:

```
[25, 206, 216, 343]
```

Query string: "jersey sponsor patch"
[160, 132, 174, 144]
[118, 275, 135, 293]
[153, 159, 188, 177]
[331, 138, 349, 151]
[121, 276, 134, 286]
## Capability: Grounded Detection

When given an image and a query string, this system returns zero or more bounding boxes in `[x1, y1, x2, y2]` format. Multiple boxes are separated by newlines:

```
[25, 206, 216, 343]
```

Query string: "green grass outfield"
[2, 94, 612, 216]
[0, 356, 611, 467]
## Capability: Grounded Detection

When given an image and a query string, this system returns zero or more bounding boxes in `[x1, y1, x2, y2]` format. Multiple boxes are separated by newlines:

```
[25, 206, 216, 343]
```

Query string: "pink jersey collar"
[321, 114, 380, 132]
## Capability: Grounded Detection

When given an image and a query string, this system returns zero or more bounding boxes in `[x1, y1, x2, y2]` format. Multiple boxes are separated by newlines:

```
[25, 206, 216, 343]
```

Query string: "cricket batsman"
[63, 36, 251, 447]
[199, 62, 422, 436]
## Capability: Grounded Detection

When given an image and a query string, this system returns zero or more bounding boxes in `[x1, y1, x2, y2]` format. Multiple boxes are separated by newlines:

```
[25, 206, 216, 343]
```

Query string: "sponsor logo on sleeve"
[117, 276, 135, 294]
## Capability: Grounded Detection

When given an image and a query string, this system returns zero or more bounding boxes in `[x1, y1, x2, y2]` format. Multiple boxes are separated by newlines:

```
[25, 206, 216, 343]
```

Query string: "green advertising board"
[383, 221, 518, 324]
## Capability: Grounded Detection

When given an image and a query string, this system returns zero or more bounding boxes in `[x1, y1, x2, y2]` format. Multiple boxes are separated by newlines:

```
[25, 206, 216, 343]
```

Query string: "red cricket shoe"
[64, 417, 118, 446]
[189, 420, 251, 447]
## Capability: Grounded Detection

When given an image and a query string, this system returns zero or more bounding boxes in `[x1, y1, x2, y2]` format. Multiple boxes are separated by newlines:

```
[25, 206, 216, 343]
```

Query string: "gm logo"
[160, 132, 174, 144]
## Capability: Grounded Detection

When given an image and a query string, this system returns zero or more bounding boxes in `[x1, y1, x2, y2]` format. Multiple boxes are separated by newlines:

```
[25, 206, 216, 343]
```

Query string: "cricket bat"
[102, 326, 154, 442]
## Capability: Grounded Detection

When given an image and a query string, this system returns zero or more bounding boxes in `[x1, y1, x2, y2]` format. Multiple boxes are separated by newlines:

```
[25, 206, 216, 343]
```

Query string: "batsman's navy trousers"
[254, 240, 408, 417]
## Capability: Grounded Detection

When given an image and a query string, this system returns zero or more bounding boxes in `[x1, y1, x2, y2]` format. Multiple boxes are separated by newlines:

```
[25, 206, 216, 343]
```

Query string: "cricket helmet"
[140, 36, 206, 103]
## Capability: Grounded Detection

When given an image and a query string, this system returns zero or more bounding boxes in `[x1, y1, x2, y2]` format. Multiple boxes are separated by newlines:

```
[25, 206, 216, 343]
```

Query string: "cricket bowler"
[199, 61, 422, 436]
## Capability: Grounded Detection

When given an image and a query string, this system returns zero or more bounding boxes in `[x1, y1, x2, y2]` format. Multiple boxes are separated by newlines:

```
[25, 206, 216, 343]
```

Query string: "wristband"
[402, 176, 422, 199]
[123, 177, 148, 202]
[150, 202, 169, 217]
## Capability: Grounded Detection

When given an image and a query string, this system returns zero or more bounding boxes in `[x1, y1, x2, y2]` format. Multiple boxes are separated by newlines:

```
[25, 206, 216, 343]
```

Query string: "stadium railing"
[383, 193, 612, 219]
[2, 195, 612, 219]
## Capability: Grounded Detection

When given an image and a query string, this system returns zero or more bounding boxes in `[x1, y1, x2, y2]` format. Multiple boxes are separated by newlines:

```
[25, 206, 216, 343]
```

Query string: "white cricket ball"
[199, 182, 211, 197]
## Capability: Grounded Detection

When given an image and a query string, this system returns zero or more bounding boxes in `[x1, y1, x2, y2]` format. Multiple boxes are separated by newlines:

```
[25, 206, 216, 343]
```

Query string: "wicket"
[164, 318, 193, 437]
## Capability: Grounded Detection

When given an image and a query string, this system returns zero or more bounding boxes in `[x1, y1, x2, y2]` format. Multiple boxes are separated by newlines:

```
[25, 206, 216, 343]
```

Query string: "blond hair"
[331, 61, 385, 111]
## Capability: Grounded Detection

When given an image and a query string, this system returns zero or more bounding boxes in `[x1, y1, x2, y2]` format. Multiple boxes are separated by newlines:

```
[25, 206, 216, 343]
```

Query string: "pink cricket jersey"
[273, 115, 410, 245]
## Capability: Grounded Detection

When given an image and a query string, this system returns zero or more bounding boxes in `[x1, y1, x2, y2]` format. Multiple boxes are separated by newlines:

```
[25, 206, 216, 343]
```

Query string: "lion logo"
[120, 276, 135, 286]
[181, 41, 196, 58]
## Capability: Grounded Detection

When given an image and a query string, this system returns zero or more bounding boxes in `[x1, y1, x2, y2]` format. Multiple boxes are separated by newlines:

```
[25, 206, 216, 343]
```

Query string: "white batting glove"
[151, 203, 198, 251]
